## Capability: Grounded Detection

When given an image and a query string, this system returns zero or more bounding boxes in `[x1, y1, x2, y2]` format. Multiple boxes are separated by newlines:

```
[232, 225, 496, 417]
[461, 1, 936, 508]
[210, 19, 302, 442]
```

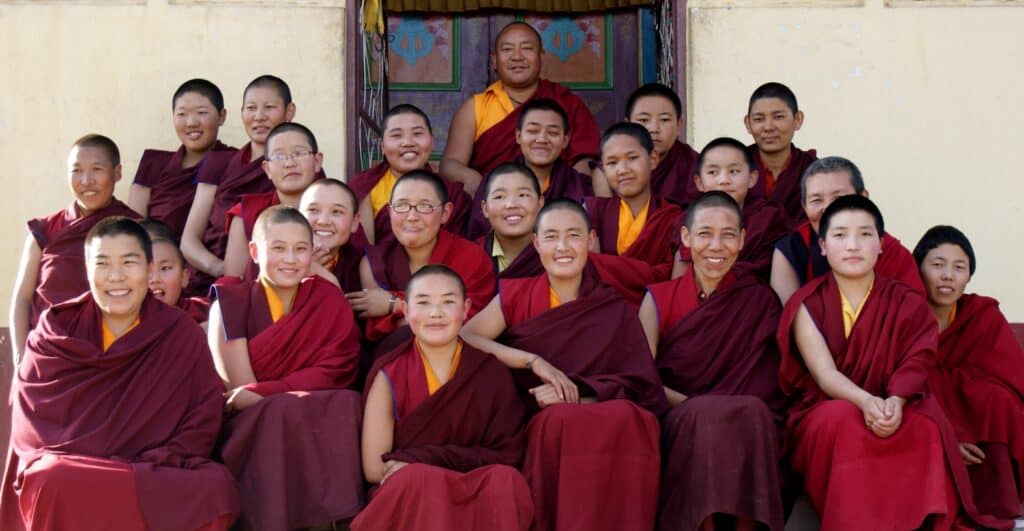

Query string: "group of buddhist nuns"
[5, 15, 1024, 531]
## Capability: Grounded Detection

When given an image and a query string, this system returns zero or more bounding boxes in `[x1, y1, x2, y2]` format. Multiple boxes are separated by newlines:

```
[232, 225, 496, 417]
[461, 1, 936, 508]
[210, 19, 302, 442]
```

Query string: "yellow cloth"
[840, 278, 875, 338]
[421, 340, 463, 395]
[261, 277, 286, 323]
[549, 286, 561, 309]
[616, 198, 651, 254]
[102, 317, 140, 351]
[473, 81, 515, 141]
[491, 234, 510, 273]
[369, 168, 398, 217]
[948, 303, 957, 327]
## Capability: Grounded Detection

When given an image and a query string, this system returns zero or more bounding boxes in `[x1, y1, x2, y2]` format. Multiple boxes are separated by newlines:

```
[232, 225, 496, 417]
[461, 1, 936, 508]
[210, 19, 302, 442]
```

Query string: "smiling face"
[919, 243, 971, 310]
[493, 24, 542, 89]
[148, 240, 188, 306]
[250, 221, 313, 289]
[389, 179, 451, 250]
[405, 273, 471, 348]
[820, 210, 882, 280]
[241, 86, 294, 146]
[744, 96, 803, 155]
[516, 109, 568, 168]
[681, 206, 744, 287]
[695, 145, 757, 207]
[628, 95, 682, 158]
[483, 171, 542, 239]
[300, 184, 359, 252]
[68, 145, 120, 214]
[600, 134, 656, 200]
[803, 170, 859, 234]
[173, 91, 225, 156]
[533, 208, 593, 281]
[263, 130, 322, 196]
[87, 234, 152, 322]
[381, 112, 434, 175]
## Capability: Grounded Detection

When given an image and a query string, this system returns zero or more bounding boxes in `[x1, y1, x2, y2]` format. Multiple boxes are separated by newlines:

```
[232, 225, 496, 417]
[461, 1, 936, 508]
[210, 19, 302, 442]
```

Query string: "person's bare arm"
[770, 249, 801, 304]
[589, 166, 612, 197]
[461, 295, 578, 403]
[358, 195, 376, 246]
[361, 370, 395, 484]
[347, 257, 392, 318]
[127, 184, 151, 217]
[181, 183, 224, 277]
[439, 99, 484, 197]
[222, 217, 250, 279]
[207, 300, 257, 388]
[9, 235, 41, 365]
[638, 292, 659, 357]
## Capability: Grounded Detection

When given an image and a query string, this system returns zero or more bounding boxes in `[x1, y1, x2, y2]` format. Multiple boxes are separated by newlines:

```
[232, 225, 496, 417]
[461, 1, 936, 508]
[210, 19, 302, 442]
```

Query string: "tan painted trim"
[0, 0, 144, 4]
[688, 0, 863, 7]
[167, 0, 342, 6]
[886, 0, 1024, 6]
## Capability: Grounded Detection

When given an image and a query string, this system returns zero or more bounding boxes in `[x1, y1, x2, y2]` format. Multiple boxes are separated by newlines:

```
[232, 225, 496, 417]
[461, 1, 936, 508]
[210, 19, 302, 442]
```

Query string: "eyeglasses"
[267, 149, 314, 163]
[390, 202, 440, 214]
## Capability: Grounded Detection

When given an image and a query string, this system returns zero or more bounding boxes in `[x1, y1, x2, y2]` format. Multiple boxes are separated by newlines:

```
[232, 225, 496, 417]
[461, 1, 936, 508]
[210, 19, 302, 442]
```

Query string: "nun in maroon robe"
[351, 340, 533, 531]
[930, 293, 1024, 520]
[680, 197, 788, 278]
[499, 263, 668, 531]
[649, 266, 785, 531]
[28, 199, 141, 328]
[212, 275, 364, 531]
[651, 140, 700, 208]
[348, 163, 472, 246]
[178, 295, 211, 323]
[777, 273, 1012, 530]
[467, 156, 593, 240]
[1, 293, 239, 531]
[133, 141, 235, 237]
[775, 221, 926, 294]
[747, 144, 817, 227]
[364, 230, 495, 342]
[469, 79, 599, 180]
[585, 195, 683, 277]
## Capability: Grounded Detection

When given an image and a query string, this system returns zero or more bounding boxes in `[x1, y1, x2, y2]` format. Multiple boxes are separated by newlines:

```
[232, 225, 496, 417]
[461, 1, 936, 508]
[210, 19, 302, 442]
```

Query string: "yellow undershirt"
[101, 317, 141, 351]
[549, 286, 561, 309]
[839, 278, 875, 338]
[421, 340, 463, 395]
[261, 277, 286, 323]
[947, 303, 957, 327]
[369, 168, 398, 217]
[491, 234, 510, 273]
[616, 198, 651, 254]
[473, 81, 515, 141]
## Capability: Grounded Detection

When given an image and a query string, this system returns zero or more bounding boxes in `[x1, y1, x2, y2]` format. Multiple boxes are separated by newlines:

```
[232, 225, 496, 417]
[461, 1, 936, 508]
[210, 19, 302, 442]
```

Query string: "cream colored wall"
[0, 0, 346, 318]
[687, 0, 1024, 321]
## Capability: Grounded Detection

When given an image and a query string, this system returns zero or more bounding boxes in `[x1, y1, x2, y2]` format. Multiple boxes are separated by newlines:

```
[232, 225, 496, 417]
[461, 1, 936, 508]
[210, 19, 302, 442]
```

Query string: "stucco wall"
[0, 0, 346, 316]
[686, 0, 1024, 320]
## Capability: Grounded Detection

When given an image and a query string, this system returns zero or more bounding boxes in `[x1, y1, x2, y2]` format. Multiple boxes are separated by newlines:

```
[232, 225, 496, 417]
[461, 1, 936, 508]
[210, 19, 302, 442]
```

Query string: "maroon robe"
[195, 144, 270, 261]
[178, 295, 211, 324]
[774, 222, 926, 294]
[365, 230, 495, 342]
[467, 156, 593, 240]
[585, 194, 682, 277]
[651, 140, 700, 208]
[499, 265, 667, 531]
[212, 276, 364, 530]
[331, 241, 365, 295]
[28, 199, 141, 328]
[133, 141, 235, 238]
[1, 293, 238, 531]
[778, 273, 1012, 530]
[930, 294, 1024, 519]
[679, 196, 788, 279]
[351, 341, 532, 531]
[469, 79, 599, 179]
[649, 268, 785, 531]
[747, 144, 817, 227]
[224, 190, 279, 281]
[348, 162, 472, 247]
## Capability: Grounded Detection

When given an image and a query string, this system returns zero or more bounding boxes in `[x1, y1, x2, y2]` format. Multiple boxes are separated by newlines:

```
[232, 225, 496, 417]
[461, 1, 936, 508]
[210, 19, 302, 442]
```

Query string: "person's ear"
[285, 102, 297, 122]
[313, 152, 324, 173]
[462, 297, 472, 321]
[217, 108, 227, 127]
[113, 164, 123, 183]
[349, 214, 361, 235]
[861, 188, 870, 199]
[748, 169, 759, 189]
[515, 128, 523, 146]
[262, 160, 271, 176]
[180, 265, 191, 287]
[737, 227, 747, 252]
[249, 241, 260, 264]
[694, 173, 705, 193]
[680, 225, 693, 249]
[743, 114, 754, 135]
[440, 202, 454, 224]
[793, 110, 805, 131]
[649, 149, 660, 168]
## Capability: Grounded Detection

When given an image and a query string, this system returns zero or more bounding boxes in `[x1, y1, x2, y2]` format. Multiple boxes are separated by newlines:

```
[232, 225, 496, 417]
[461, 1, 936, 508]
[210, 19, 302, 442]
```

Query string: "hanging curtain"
[385, 0, 653, 13]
